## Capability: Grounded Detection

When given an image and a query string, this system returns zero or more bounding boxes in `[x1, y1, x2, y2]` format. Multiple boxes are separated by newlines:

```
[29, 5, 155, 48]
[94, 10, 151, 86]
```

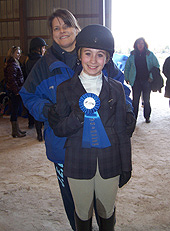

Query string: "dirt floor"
[0, 90, 170, 231]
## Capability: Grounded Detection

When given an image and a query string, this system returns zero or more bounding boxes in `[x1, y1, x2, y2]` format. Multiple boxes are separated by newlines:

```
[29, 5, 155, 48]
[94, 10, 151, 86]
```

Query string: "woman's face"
[13, 49, 21, 60]
[52, 17, 78, 52]
[137, 40, 145, 52]
[80, 48, 107, 76]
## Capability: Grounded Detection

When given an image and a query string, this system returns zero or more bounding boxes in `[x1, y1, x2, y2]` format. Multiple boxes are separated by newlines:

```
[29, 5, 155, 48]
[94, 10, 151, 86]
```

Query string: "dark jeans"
[9, 93, 22, 121]
[132, 80, 151, 119]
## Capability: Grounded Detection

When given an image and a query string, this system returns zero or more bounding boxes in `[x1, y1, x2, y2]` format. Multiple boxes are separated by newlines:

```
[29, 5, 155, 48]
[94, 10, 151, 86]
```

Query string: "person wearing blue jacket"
[124, 37, 160, 123]
[20, 8, 135, 231]
[113, 53, 128, 72]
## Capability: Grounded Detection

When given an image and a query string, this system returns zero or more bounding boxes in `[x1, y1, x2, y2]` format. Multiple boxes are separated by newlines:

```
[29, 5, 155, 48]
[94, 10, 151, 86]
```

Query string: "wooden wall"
[26, 0, 103, 52]
[0, 0, 111, 81]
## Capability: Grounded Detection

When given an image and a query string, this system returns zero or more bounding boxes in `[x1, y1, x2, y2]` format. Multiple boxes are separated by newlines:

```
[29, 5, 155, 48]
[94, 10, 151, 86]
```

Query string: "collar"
[70, 71, 110, 100]
[131, 49, 150, 56]
[79, 70, 102, 81]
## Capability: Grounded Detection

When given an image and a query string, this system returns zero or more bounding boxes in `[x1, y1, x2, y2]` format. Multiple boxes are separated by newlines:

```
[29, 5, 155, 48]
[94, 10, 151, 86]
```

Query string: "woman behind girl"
[49, 24, 132, 231]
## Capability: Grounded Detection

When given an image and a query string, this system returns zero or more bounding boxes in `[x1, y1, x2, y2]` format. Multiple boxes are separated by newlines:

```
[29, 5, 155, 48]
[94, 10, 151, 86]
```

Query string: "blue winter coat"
[20, 45, 132, 164]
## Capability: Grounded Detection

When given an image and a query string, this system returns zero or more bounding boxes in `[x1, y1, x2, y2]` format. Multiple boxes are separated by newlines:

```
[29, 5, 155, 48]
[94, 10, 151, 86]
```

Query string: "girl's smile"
[80, 48, 107, 76]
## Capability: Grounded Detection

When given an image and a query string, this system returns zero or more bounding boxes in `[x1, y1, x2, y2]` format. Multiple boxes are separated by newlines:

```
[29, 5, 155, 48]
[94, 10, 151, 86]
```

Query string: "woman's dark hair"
[48, 8, 81, 34]
[134, 37, 148, 50]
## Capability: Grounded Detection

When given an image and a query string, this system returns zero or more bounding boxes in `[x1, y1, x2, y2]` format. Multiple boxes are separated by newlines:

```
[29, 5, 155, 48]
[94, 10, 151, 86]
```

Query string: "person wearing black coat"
[25, 37, 47, 141]
[163, 56, 170, 98]
[4, 46, 26, 138]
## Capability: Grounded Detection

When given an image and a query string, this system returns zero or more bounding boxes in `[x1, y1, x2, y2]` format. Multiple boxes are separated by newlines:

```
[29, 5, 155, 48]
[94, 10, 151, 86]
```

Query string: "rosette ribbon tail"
[79, 93, 111, 149]
[82, 112, 111, 148]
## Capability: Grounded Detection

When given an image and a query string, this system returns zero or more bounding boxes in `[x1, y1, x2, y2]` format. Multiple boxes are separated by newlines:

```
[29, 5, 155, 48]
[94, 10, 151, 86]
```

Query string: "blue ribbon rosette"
[79, 93, 111, 148]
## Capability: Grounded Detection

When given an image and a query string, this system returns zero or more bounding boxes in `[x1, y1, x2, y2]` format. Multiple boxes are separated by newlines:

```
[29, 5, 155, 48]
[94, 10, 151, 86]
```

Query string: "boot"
[16, 121, 26, 134]
[28, 112, 34, 129]
[35, 120, 43, 142]
[11, 121, 26, 138]
[37, 131, 43, 142]
[74, 212, 92, 231]
[99, 209, 116, 231]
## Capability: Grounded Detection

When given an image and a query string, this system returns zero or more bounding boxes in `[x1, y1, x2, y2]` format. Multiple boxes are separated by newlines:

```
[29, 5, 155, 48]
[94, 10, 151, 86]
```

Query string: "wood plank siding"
[0, 0, 111, 80]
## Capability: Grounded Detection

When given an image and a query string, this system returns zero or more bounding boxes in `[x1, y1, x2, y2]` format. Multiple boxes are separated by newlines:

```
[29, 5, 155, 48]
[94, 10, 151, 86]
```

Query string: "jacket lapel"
[70, 71, 86, 98]
[99, 75, 111, 102]
[69, 73, 114, 106]
[99, 76, 117, 113]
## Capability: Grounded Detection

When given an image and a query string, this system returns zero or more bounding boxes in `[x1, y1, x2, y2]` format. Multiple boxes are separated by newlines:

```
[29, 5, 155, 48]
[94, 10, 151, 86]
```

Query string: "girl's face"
[137, 40, 145, 52]
[52, 17, 78, 52]
[80, 48, 107, 76]
[13, 49, 21, 60]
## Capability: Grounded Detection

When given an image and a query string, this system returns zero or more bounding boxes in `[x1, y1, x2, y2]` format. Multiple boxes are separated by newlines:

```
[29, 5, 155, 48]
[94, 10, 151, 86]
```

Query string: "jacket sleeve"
[48, 85, 83, 137]
[114, 82, 132, 171]
[124, 57, 131, 82]
[104, 61, 135, 136]
[103, 59, 133, 110]
[116, 69, 133, 109]
[152, 53, 160, 69]
[19, 60, 53, 122]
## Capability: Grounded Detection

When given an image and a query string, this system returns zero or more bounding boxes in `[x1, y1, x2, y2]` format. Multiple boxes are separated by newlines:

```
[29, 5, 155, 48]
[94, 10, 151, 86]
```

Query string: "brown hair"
[134, 37, 148, 50]
[48, 8, 81, 34]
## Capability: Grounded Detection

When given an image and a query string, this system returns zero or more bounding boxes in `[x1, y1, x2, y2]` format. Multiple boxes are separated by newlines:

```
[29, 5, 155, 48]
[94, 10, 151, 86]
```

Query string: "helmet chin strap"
[32, 47, 42, 55]
[39, 48, 42, 56]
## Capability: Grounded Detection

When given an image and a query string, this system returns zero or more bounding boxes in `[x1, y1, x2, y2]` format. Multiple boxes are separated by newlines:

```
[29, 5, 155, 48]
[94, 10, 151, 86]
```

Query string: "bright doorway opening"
[111, 0, 169, 54]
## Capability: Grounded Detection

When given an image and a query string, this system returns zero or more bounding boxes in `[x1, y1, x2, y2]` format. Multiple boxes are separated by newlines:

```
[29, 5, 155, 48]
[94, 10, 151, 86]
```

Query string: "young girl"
[48, 24, 132, 231]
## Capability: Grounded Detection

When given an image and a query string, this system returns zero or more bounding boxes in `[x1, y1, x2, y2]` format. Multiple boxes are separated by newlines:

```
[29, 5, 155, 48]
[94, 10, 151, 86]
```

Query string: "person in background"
[20, 8, 135, 231]
[162, 56, 170, 101]
[48, 24, 132, 231]
[124, 37, 160, 123]
[25, 37, 47, 141]
[4, 46, 26, 138]
[113, 53, 128, 72]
